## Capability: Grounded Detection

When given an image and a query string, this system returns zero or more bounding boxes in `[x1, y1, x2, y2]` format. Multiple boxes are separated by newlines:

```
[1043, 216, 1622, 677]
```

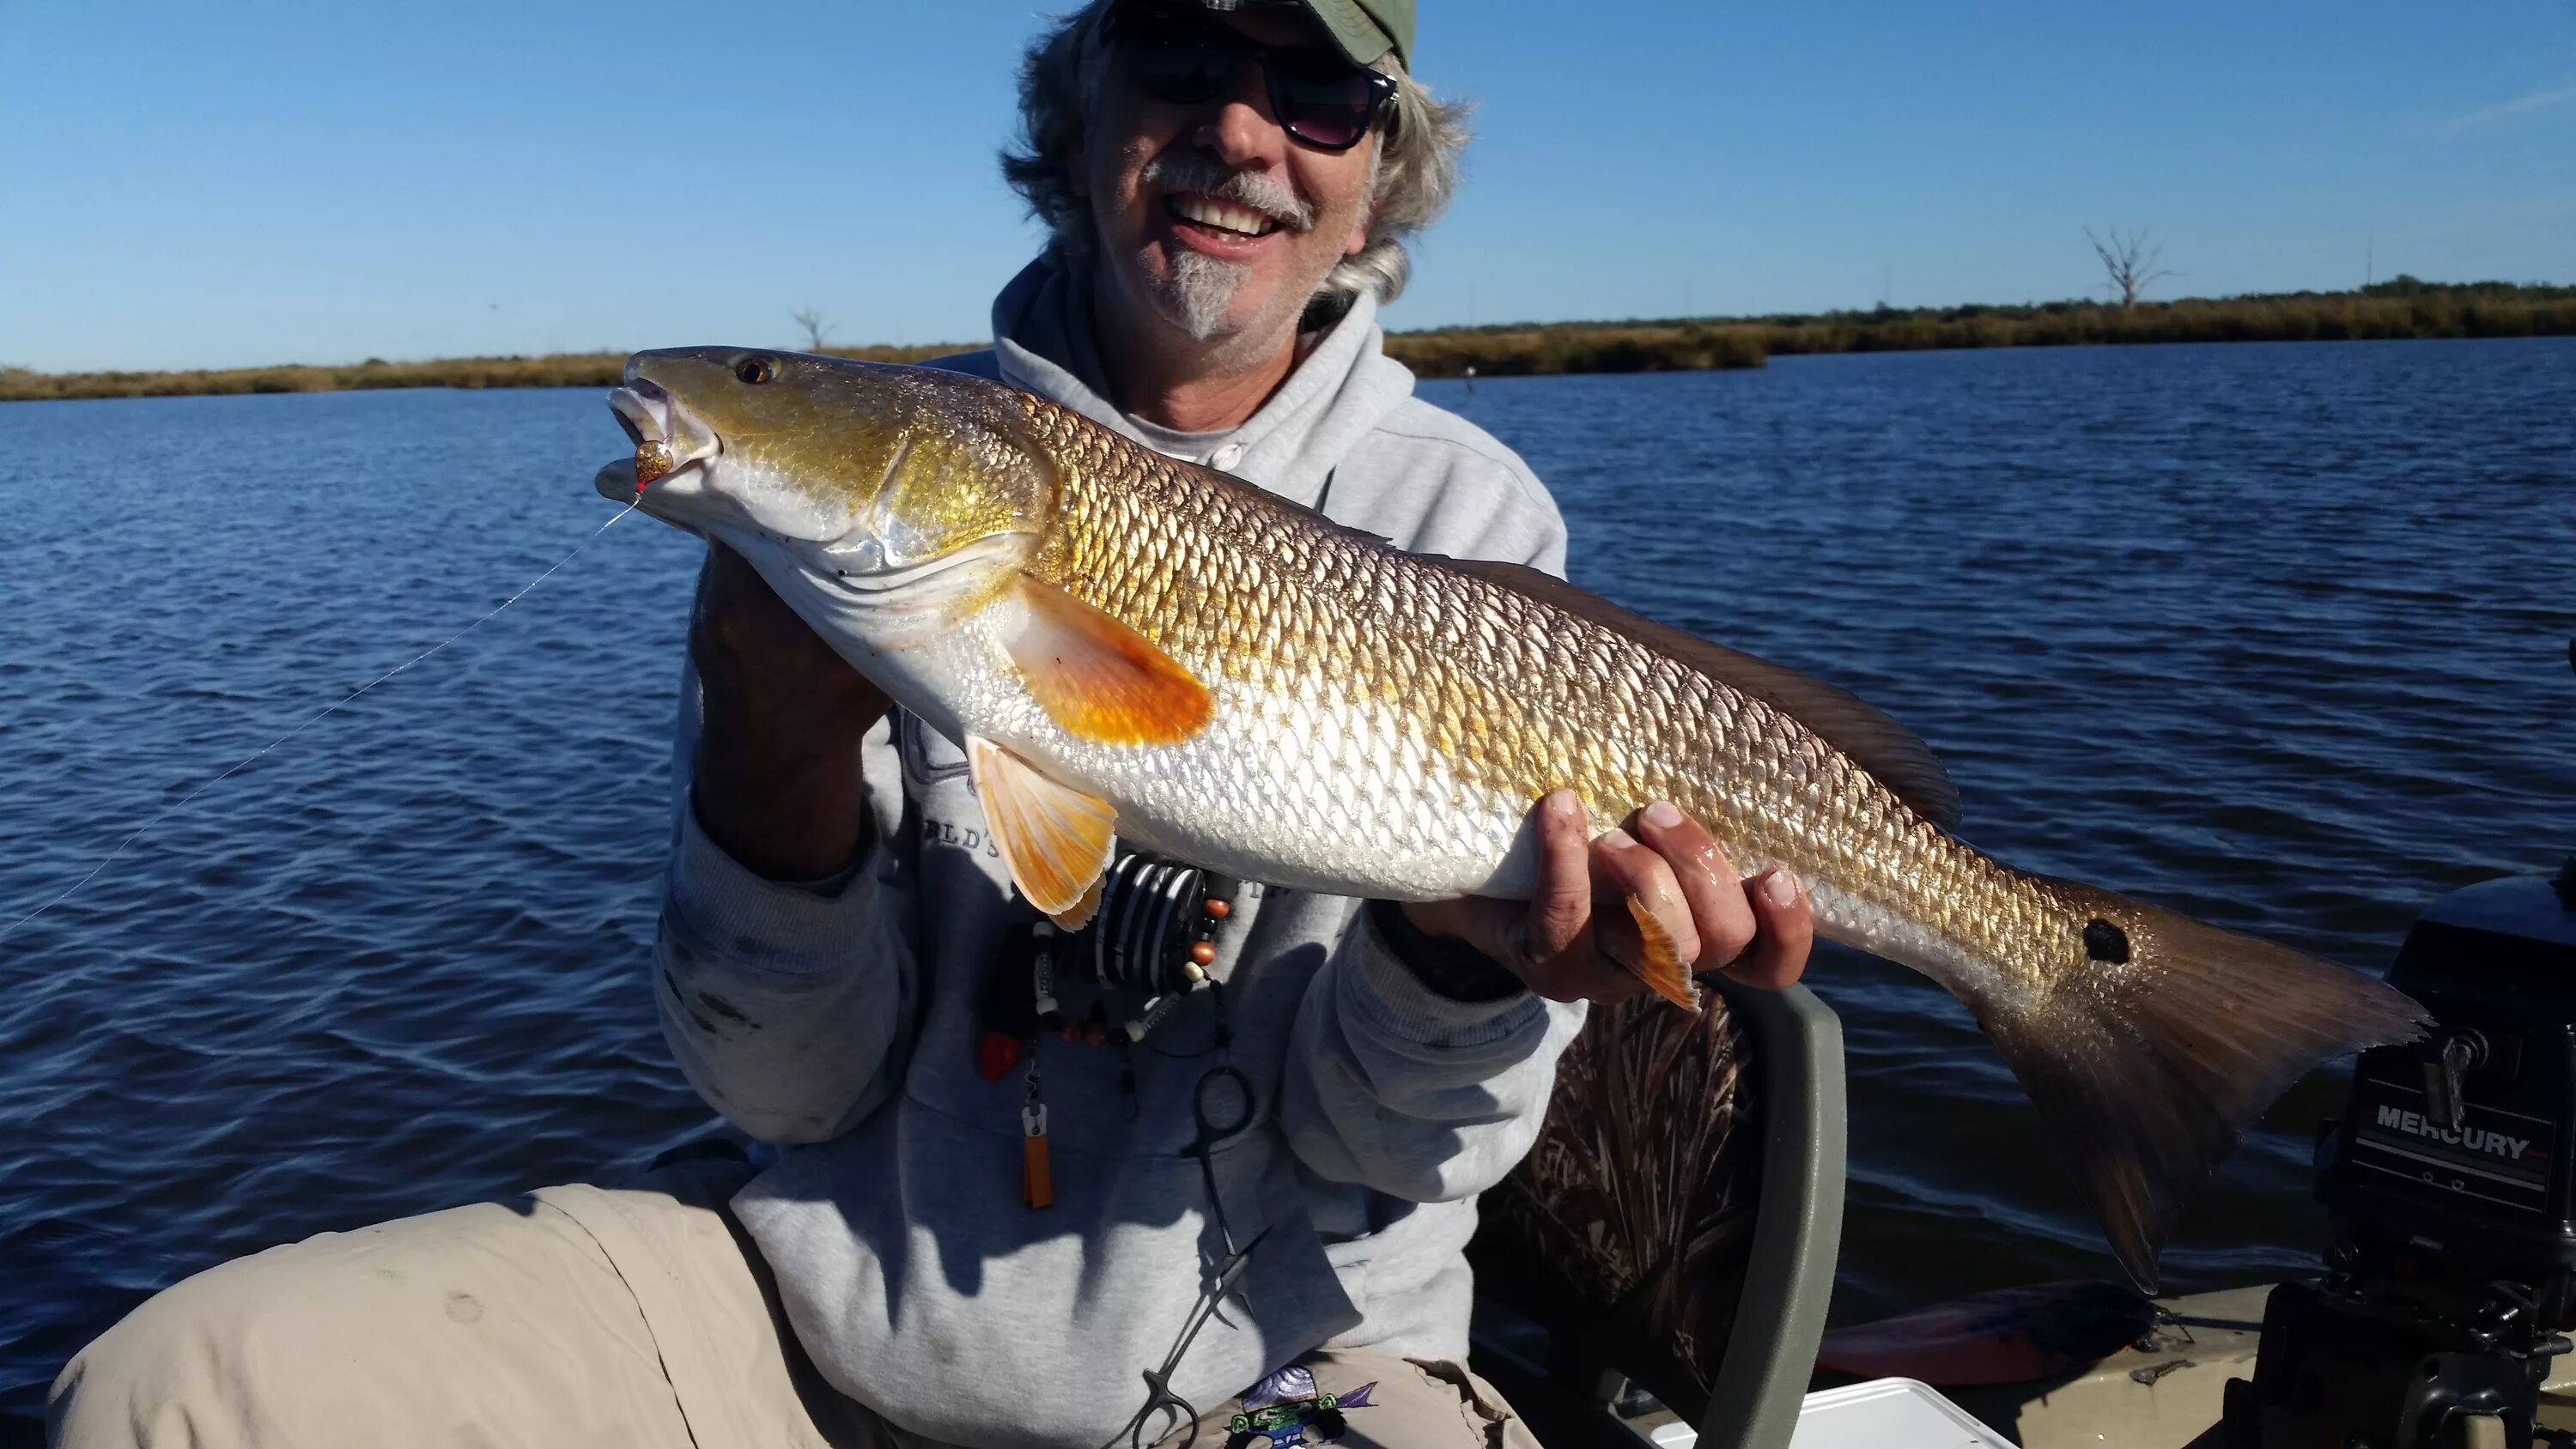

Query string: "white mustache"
[1139, 153, 1315, 231]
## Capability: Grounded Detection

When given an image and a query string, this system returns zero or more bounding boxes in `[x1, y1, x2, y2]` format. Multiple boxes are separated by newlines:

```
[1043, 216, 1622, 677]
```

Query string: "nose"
[1194, 61, 1288, 169]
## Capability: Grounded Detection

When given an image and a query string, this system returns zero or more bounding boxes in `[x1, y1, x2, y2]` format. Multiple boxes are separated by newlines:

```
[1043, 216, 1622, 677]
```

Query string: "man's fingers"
[693, 546, 883, 718]
[1589, 824, 1702, 970]
[1724, 869, 1815, 991]
[1583, 822, 1713, 1011]
[1554, 958, 1653, 1005]
[1571, 910, 1668, 1005]
[1631, 800, 1758, 968]
[1491, 792, 1809, 1008]
[1524, 790, 1595, 961]
[1520, 925, 1653, 1005]
[1511, 791, 1650, 1005]
[1621, 801, 1814, 996]
[1528, 914, 1651, 1004]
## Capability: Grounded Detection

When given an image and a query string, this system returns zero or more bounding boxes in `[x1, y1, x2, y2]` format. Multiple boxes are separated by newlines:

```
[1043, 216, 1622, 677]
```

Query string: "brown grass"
[1387, 324, 1768, 378]
[0, 344, 969, 403]
[8, 278, 2571, 400]
[1390, 278, 2576, 379]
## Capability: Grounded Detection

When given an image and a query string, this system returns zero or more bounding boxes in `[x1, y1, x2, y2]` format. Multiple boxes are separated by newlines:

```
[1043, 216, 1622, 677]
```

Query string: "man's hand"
[690, 543, 891, 882]
[1400, 791, 1814, 1005]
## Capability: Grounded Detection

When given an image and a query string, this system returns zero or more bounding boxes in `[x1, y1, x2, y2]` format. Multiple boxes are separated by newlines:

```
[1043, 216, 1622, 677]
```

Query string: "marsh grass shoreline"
[9, 278, 2569, 402]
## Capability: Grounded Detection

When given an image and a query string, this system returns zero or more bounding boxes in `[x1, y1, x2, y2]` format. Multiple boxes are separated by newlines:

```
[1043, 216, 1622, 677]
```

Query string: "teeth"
[1170, 194, 1279, 238]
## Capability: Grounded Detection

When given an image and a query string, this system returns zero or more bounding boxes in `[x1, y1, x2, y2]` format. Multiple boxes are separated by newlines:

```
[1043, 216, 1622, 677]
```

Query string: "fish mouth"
[605, 378, 720, 498]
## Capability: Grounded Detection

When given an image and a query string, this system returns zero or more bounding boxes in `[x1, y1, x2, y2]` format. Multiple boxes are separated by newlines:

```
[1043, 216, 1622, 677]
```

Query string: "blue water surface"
[3, 339, 2571, 1428]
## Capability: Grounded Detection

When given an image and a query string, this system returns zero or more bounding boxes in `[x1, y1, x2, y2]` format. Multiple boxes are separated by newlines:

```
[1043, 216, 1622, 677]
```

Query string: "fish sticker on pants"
[1228, 1366, 1376, 1448]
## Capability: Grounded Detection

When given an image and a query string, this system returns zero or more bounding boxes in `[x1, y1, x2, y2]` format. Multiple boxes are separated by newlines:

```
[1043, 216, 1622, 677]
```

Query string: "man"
[52, 3, 1812, 1446]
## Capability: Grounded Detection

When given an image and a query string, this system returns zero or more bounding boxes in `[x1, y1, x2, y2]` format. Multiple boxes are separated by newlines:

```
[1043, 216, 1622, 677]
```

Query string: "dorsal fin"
[1432, 556, 1963, 832]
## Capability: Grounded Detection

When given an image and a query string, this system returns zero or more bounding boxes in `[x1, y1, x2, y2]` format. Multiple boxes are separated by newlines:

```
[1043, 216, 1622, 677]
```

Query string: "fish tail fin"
[1971, 886, 2427, 1293]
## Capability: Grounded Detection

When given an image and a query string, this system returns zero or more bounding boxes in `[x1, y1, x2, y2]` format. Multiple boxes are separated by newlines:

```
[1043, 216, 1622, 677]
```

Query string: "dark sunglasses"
[1112, 7, 1396, 153]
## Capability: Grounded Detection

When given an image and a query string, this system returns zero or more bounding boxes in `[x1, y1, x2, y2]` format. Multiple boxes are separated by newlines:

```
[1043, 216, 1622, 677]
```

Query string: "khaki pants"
[48, 1159, 1541, 1449]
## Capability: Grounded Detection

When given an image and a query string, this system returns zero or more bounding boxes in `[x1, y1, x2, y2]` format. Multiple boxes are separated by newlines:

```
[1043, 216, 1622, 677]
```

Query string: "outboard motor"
[2226, 858, 2576, 1449]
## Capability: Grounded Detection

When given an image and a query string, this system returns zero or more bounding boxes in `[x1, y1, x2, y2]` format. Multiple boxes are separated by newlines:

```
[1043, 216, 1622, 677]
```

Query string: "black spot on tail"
[2084, 919, 2131, 964]
[1979, 887, 2425, 1291]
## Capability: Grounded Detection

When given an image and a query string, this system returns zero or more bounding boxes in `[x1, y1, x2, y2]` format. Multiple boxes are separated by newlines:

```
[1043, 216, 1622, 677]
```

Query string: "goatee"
[1157, 250, 1250, 341]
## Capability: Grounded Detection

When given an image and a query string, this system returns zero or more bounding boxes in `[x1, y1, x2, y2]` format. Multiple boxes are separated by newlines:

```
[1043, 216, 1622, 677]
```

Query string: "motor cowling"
[2227, 859, 2576, 1449]
[2318, 861, 2576, 1290]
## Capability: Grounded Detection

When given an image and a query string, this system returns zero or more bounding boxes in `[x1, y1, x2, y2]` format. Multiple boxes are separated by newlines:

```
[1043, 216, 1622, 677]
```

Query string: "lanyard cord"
[1104, 986, 1262, 1449]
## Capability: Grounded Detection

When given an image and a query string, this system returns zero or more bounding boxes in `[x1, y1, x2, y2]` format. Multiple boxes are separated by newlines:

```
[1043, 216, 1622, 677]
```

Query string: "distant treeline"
[1388, 276, 2576, 378]
[0, 343, 964, 403]
[7, 278, 2571, 401]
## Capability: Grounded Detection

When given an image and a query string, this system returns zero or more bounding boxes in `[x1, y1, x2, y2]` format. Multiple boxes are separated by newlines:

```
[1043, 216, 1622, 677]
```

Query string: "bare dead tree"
[789, 305, 830, 351]
[2085, 227, 2177, 309]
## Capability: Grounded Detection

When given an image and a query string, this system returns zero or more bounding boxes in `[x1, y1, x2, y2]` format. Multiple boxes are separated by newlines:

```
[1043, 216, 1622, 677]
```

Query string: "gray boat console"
[1467, 976, 1849, 1449]
[1692, 979, 1849, 1449]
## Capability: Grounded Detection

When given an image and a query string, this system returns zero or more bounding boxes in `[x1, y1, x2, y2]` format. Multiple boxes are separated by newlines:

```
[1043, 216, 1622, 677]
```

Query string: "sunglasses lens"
[1119, 9, 1387, 152]
[1273, 69, 1381, 149]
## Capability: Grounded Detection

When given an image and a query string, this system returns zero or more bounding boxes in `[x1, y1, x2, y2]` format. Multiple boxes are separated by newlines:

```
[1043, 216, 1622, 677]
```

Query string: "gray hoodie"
[656, 258, 1583, 1449]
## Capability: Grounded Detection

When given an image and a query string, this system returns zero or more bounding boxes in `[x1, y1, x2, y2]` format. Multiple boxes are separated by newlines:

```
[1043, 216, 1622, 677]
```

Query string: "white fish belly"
[1100, 677, 1546, 900]
[1805, 876, 1996, 999]
[879, 624, 1544, 900]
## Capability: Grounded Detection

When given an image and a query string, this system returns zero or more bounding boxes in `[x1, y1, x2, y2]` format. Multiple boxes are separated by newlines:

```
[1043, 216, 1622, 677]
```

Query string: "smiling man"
[51, 4, 1811, 1447]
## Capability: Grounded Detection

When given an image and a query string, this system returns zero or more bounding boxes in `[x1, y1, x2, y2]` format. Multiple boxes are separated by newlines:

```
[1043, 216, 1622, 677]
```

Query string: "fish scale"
[1018, 410, 2064, 986]
[611, 345, 2427, 1292]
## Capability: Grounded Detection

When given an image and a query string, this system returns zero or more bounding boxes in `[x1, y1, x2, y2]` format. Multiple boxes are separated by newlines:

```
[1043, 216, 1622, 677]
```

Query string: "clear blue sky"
[3, 1, 2569, 372]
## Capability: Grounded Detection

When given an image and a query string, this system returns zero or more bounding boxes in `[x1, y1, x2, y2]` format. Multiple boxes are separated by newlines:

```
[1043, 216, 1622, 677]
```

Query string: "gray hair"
[998, 2, 1471, 317]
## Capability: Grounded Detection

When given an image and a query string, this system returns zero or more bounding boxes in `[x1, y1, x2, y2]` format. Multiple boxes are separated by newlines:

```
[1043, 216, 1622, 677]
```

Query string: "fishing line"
[0, 500, 643, 950]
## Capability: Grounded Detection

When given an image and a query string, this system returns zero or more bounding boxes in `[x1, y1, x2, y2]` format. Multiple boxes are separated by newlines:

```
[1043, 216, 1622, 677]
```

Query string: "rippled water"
[4, 340, 2571, 1429]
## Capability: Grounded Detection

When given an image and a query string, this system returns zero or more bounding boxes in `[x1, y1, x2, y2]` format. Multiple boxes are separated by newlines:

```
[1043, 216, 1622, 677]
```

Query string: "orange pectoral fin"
[966, 735, 1116, 931]
[1623, 896, 1706, 1014]
[1003, 578, 1212, 746]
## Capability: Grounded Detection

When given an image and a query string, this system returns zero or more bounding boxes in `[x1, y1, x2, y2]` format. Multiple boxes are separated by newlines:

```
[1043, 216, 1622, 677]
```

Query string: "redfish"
[603, 347, 2424, 1289]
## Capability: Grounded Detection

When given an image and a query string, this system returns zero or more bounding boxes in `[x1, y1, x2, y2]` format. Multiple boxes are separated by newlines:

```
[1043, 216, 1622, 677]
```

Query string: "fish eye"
[734, 355, 777, 385]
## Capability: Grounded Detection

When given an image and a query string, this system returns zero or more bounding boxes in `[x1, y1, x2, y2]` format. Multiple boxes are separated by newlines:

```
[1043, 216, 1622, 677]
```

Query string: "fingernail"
[1600, 827, 1637, 850]
[1643, 801, 1682, 829]
[1762, 870, 1801, 908]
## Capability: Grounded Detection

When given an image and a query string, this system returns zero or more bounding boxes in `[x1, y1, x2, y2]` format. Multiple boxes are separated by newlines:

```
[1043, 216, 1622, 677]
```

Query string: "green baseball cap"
[1298, 0, 1412, 68]
[1188, 0, 1412, 68]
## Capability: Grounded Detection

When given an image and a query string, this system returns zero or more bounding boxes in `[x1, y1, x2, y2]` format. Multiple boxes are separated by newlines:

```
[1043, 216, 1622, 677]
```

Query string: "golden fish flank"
[606, 346, 2426, 1296]
[1019, 401, 1959, 928]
